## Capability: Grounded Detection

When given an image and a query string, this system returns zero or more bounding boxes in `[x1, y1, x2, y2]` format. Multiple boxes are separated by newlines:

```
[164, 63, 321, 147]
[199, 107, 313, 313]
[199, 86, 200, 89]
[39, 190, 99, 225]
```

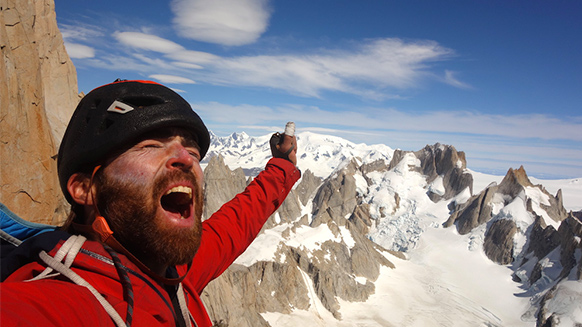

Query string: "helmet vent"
[97, 118, 115, 133]
[121, 96, 165, 108]
[85, 102, 100, 124]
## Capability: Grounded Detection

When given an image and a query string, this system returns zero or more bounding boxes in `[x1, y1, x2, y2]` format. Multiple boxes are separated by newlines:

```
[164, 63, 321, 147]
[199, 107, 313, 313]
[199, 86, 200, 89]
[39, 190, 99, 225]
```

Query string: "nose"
[166, 142, 194, 171]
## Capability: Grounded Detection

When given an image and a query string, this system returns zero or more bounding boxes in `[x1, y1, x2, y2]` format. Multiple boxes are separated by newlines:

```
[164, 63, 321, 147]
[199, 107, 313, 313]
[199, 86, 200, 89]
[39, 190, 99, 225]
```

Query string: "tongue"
[161, 193, 191, 216]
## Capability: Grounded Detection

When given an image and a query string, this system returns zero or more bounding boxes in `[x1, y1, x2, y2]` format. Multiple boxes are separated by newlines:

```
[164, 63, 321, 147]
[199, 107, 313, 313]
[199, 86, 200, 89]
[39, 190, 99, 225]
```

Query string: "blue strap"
[0, 202, 57, 242]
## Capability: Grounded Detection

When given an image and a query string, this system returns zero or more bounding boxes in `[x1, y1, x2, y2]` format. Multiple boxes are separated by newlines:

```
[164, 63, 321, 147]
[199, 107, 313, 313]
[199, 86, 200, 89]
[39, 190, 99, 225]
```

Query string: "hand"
[269, 133, 298, 165]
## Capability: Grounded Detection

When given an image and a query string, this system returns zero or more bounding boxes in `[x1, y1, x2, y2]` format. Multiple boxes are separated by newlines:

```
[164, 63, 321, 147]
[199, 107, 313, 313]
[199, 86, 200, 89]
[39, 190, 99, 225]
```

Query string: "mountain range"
[201, 130, 582, 327]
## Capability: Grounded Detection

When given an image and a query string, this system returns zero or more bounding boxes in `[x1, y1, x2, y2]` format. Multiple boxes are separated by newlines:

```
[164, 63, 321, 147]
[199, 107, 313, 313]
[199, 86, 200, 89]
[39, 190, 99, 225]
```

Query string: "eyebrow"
[142, 129, 200, 150]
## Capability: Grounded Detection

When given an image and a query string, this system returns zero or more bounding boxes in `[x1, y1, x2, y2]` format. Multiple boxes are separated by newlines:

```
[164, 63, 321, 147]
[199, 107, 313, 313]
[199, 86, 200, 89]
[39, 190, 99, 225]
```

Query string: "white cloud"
[170, 0, 271, 46]
[173, 62, 204, 69]
[201, 38, 453, 98]
[149, 74, 196, 84]
[166, 50, 220, 64]
[64, 42, 95, 59]
[93, 33, 455, 99]
[113, 31, 184, 53]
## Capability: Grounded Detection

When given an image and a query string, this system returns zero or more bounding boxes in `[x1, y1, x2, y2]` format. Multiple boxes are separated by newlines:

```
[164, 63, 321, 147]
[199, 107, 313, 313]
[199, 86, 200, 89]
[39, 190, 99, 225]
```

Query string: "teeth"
[165, 186, 193, 199]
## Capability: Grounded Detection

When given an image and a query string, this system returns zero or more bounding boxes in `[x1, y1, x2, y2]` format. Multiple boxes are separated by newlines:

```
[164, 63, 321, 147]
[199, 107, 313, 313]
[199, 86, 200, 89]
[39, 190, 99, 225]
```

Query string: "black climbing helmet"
[57, 80, 210, 203]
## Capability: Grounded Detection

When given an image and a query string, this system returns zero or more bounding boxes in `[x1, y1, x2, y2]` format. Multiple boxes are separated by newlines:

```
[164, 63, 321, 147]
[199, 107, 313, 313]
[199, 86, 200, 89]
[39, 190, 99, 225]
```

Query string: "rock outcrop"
[389, 143, 473, 202]
[1, 0, 79, 225]
[311, 159, 359, 228]
[202, 155, 249, 219]
[444, 185, 497, 234]
[483, 218, 517, 264]
[444, 166, 570, 265]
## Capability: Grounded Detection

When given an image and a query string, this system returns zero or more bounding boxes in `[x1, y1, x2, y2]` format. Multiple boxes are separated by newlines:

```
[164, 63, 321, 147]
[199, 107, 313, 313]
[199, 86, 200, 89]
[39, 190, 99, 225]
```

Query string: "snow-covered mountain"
[201, 131, 582, 327]
[203, 131, 394, 179]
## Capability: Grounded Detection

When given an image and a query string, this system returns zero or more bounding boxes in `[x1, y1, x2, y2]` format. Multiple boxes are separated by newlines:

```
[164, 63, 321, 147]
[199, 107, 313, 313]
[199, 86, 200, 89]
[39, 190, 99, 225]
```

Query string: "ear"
[67, 173, 95, 206]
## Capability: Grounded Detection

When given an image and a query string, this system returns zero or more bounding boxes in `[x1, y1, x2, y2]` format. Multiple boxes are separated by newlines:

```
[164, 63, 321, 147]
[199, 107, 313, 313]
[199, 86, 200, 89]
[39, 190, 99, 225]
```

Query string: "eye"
[187, 148, 201, 161]
[139, 140, 163, 149]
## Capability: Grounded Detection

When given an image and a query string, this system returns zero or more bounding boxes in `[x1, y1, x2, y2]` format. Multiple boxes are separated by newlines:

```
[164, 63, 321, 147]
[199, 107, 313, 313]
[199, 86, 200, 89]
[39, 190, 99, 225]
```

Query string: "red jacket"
[0, 158, 300, 327]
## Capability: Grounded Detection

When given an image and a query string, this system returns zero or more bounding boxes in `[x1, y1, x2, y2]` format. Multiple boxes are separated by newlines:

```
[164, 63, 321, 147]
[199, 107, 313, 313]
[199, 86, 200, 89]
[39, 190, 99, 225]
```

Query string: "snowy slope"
[206, 130, 582, 326]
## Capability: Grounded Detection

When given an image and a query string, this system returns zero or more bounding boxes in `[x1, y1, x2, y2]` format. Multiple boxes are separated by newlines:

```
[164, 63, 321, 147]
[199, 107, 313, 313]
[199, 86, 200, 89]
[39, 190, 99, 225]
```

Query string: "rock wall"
[0, 0, 79, 225]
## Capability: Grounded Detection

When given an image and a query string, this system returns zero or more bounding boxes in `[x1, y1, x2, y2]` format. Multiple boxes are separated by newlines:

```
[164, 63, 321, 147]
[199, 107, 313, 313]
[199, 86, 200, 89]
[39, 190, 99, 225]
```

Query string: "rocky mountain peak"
[389, 143, 473, 202]
[496, 165, 533, 198]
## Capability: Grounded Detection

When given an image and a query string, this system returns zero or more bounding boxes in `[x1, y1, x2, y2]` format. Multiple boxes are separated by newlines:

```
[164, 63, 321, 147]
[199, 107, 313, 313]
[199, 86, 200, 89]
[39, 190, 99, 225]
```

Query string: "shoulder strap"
[31, 235, 128, 327]
[1, 229, 71, 281]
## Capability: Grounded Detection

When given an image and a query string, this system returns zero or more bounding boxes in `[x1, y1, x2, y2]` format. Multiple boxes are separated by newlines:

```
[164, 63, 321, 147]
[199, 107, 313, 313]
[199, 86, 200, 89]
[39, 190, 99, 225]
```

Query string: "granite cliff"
[0, 0, 79, 225]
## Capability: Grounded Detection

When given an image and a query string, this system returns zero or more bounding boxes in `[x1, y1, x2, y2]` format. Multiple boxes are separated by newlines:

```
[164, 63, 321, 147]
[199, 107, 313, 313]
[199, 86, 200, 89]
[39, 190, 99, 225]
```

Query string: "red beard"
[96, 169, 203, 268]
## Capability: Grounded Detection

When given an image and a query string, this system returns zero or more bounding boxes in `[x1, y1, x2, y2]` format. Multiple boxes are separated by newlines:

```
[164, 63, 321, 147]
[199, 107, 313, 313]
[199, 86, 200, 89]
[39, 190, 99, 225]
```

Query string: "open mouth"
[160, 185, 193, 219]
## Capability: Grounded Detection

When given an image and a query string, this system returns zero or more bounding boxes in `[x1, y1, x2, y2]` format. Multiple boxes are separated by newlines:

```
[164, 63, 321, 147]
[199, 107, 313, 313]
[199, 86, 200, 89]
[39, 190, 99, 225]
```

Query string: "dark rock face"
[527, 215, 560, 264]
[444, 185, 497, 234]
[483, 219, 517, 264]
[557, 213, 582, 280]
[202, 260, 310, 327]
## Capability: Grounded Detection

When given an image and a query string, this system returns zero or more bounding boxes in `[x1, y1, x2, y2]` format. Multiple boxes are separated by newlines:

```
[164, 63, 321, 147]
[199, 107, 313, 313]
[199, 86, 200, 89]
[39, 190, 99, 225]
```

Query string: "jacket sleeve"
[187, 158, 301, 292]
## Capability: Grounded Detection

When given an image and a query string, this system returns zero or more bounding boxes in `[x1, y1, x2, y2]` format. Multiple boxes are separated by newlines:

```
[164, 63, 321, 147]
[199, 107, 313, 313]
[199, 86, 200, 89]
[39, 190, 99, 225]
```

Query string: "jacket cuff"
[266, 157, 301, 187]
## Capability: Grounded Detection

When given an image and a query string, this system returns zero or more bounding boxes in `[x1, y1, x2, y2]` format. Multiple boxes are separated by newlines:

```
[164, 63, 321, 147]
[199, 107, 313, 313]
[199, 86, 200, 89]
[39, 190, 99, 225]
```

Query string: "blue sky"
[55, 0, 581, 179]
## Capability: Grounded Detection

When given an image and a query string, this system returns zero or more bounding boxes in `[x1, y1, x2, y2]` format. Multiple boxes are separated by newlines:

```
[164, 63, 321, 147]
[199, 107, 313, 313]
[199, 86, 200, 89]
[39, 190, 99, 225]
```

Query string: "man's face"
[95, 129, 204, 268]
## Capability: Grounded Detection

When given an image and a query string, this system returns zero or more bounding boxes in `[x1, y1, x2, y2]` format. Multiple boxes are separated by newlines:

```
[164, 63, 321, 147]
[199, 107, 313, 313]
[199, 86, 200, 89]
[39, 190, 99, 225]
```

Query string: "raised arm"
[188, 157, 300, 291]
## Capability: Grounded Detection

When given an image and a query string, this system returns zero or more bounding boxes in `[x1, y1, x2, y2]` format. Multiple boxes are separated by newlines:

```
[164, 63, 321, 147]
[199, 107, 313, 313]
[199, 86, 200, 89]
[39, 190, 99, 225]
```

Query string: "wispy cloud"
[443, 70, 472, 89]
[72, 25, 457, 99]
[170, 0, 272, 46]
[203, 38, 453, 98]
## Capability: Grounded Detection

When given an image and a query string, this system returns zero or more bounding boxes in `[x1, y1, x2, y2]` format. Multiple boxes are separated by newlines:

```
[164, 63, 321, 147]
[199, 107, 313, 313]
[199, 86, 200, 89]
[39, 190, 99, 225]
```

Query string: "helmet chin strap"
[73, 165, 191, 286]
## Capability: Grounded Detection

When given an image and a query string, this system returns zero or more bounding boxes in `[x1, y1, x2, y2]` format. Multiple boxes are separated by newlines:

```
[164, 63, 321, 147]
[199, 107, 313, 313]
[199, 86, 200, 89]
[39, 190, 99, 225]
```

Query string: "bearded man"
[0, 80, 300, 327]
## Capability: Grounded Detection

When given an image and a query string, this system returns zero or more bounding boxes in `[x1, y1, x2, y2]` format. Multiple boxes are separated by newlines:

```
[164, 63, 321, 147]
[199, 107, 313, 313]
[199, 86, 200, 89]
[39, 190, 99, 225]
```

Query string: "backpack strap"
[30, 235, 128, 327]
[1, 230, 70, 281]
[177, 283, 197, 327]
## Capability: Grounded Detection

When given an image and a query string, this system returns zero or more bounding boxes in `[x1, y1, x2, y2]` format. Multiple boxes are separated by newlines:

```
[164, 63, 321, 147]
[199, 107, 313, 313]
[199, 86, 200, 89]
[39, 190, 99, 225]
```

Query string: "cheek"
[104, 159, 156, 188]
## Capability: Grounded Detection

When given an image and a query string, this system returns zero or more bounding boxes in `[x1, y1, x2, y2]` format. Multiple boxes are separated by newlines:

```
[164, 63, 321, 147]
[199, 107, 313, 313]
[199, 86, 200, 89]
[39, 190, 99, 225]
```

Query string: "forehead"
[103, 127, 199, 164]
[137, 127, 199, 148]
